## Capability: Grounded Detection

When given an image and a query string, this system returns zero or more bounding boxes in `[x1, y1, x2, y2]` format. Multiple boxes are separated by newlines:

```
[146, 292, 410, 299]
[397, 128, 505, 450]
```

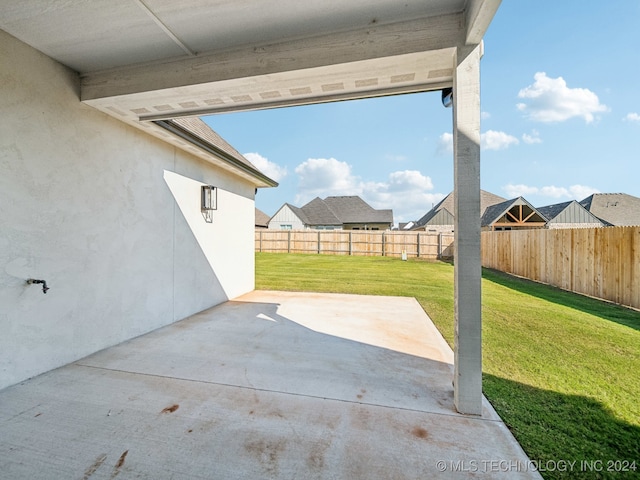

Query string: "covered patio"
[1, 0, 499, 415]
[0, 291, 539, 479]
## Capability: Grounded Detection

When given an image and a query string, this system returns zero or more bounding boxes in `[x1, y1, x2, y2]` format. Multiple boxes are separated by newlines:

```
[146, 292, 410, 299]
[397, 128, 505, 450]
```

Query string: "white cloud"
[437, 132, 453, 155]
[624, 112, 640, 123]
[481, 111, 491, 120]
[363, 170, 443, 224]
[438, 130, 520, 153]
[522, 130, 542, 144]
[569, 184, 600, 199]
[294, 158, 359, 203]
[503, 184, 540, 198]
[517, 72, 608, 123]
[293, 160, 444, 224]
[502, 183, 600, 201]
[386, 170, 434, 191]
[482, 130, 519, 150]
[244, 152, 287, 182]
[539, 185, 570, 198]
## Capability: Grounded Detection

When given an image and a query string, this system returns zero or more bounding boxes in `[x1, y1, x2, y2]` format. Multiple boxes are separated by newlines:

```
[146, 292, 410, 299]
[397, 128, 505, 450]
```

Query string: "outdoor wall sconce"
[441, 87, 453, 108]
[201, 185, 217, 223]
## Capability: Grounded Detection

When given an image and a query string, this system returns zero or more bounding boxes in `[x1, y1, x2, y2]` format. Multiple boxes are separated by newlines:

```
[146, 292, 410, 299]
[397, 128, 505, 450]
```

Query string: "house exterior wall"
[547, 203, 604, 228]
[0, 30, 256, 390]
[268, 205, 306, 229]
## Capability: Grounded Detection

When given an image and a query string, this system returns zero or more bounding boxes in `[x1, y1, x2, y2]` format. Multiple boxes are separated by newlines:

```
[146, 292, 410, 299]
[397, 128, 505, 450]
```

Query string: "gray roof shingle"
[414, 190, 506, 227]
[301, 197, 342, 225]
[293, 196, 393, 227]
[255, 208, 271, 227]
[579, 193, 640, 226]
[536, 200, 573, 220]
[322, 196, 393, 225]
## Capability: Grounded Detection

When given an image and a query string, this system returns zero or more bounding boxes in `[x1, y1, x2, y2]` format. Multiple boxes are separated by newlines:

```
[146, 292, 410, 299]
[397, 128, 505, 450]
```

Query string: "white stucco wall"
[0, 30, 256, 390]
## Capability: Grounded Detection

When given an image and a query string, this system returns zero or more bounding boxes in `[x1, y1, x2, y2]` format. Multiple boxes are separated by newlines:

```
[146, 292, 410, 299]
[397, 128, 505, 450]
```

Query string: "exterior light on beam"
[441, 87, 453, 108]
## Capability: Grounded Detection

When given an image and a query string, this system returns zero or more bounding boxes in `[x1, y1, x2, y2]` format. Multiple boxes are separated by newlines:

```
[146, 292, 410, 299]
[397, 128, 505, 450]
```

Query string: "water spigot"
[27, 279, 49, 294]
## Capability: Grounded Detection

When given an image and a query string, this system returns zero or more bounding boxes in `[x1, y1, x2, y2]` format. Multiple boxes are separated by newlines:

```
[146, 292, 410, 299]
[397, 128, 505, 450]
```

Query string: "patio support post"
[452, 43, 483, 415]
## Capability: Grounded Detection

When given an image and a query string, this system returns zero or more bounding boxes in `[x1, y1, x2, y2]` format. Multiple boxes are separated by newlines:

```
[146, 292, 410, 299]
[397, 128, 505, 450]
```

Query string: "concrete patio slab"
[0, 291, 542, 479]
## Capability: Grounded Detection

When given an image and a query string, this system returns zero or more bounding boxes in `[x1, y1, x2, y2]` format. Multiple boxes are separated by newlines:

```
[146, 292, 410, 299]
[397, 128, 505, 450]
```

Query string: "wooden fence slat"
[481, 226, 640, 310]
[255, 230, 453, 260]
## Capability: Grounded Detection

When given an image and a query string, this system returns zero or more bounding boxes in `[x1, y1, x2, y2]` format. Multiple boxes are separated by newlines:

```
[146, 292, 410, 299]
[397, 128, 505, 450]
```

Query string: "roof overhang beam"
[465, 0, 502, 44]
[81, 12, 464, 102]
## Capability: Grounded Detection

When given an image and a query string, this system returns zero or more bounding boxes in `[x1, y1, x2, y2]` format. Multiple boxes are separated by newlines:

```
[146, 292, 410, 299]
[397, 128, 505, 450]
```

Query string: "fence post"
[417, 232, 420, 258]
[259, 230, 262, 252]
[318, 231, 321, 254]
[382, 232, 386, 257]
[438, 233, 442, 259]
[287, 230, 291, 253]
[349, 231, 352, 255]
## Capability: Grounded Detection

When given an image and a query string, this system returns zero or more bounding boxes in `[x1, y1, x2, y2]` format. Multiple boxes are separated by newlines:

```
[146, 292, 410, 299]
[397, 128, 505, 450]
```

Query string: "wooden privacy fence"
[481, 226, 640, 310]
[255, 230, 454, 259]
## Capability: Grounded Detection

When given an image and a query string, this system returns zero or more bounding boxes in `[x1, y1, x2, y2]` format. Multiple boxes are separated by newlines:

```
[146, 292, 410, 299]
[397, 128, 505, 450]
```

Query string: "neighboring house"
[411, 190, 507, 232]
[255, 208, 271, 229]
[580, 193, 640, 226]
[269, 196, 393, 230]
[268, 203, 314, 230]
[537, 200, 604, 229]
[481, 197, 547, 231]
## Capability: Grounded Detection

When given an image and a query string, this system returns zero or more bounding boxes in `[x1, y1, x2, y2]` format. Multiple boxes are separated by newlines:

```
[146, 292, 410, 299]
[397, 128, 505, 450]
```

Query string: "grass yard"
[256, 253, 640, 480]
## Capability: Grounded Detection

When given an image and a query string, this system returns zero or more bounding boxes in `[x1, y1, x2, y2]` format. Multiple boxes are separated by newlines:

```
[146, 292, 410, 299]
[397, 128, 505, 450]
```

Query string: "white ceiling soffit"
[0, 0, 499, 181]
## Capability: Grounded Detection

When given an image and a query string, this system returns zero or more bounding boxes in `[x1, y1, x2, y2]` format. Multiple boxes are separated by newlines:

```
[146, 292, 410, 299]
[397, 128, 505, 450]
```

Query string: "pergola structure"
[0, 0, 501, 415]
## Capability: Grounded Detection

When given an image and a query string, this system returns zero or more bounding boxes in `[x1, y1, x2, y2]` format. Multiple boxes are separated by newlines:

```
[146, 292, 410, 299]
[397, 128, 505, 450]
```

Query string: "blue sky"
[203, 1, 640, 225]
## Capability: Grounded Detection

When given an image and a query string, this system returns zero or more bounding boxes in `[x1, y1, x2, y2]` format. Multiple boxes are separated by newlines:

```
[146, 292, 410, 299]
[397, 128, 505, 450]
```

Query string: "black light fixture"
[201, 185, 217, 223]
[441, 87, 453, 108]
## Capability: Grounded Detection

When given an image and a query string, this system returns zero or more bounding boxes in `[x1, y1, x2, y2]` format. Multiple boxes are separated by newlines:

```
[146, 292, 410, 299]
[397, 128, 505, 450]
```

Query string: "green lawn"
[256, 253, 640, 480]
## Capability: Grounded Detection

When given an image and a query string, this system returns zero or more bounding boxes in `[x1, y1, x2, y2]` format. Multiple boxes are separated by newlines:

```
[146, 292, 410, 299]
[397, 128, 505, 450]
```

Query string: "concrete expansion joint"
[74, 363, 495, 421]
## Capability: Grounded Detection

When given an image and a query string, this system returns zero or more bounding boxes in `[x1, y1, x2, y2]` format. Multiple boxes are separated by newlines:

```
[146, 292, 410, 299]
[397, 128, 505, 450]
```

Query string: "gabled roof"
[414, 208, 455, 228]
[537, 200, 603, 225]
[579, 193, 640, 226]
[481, 197, 547, 227]
[536, 200, 574, 220]
[322, 196, 393, 225]
[255, 208, 271, 228]
[279, 196, 394, 227]
[287, 204, 312, 225]
[301, 197, 342, 225]
[414, 190, 506, 227]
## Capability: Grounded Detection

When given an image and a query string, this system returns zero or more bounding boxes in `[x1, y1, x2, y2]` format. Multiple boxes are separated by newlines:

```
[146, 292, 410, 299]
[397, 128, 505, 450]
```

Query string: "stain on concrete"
[116, 450, 128, 468]
[82, 453, 107, 479]
[160, 404, 179, 414]
[411, 426, 429, 440]
[306, 439, 331, 471]
[110, 450, 128, 479]
[244, 438, 287, 475]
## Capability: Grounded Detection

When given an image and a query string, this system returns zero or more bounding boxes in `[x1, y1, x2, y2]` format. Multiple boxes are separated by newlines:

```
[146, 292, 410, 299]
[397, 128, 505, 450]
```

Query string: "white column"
[453, 44, 483, 415]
